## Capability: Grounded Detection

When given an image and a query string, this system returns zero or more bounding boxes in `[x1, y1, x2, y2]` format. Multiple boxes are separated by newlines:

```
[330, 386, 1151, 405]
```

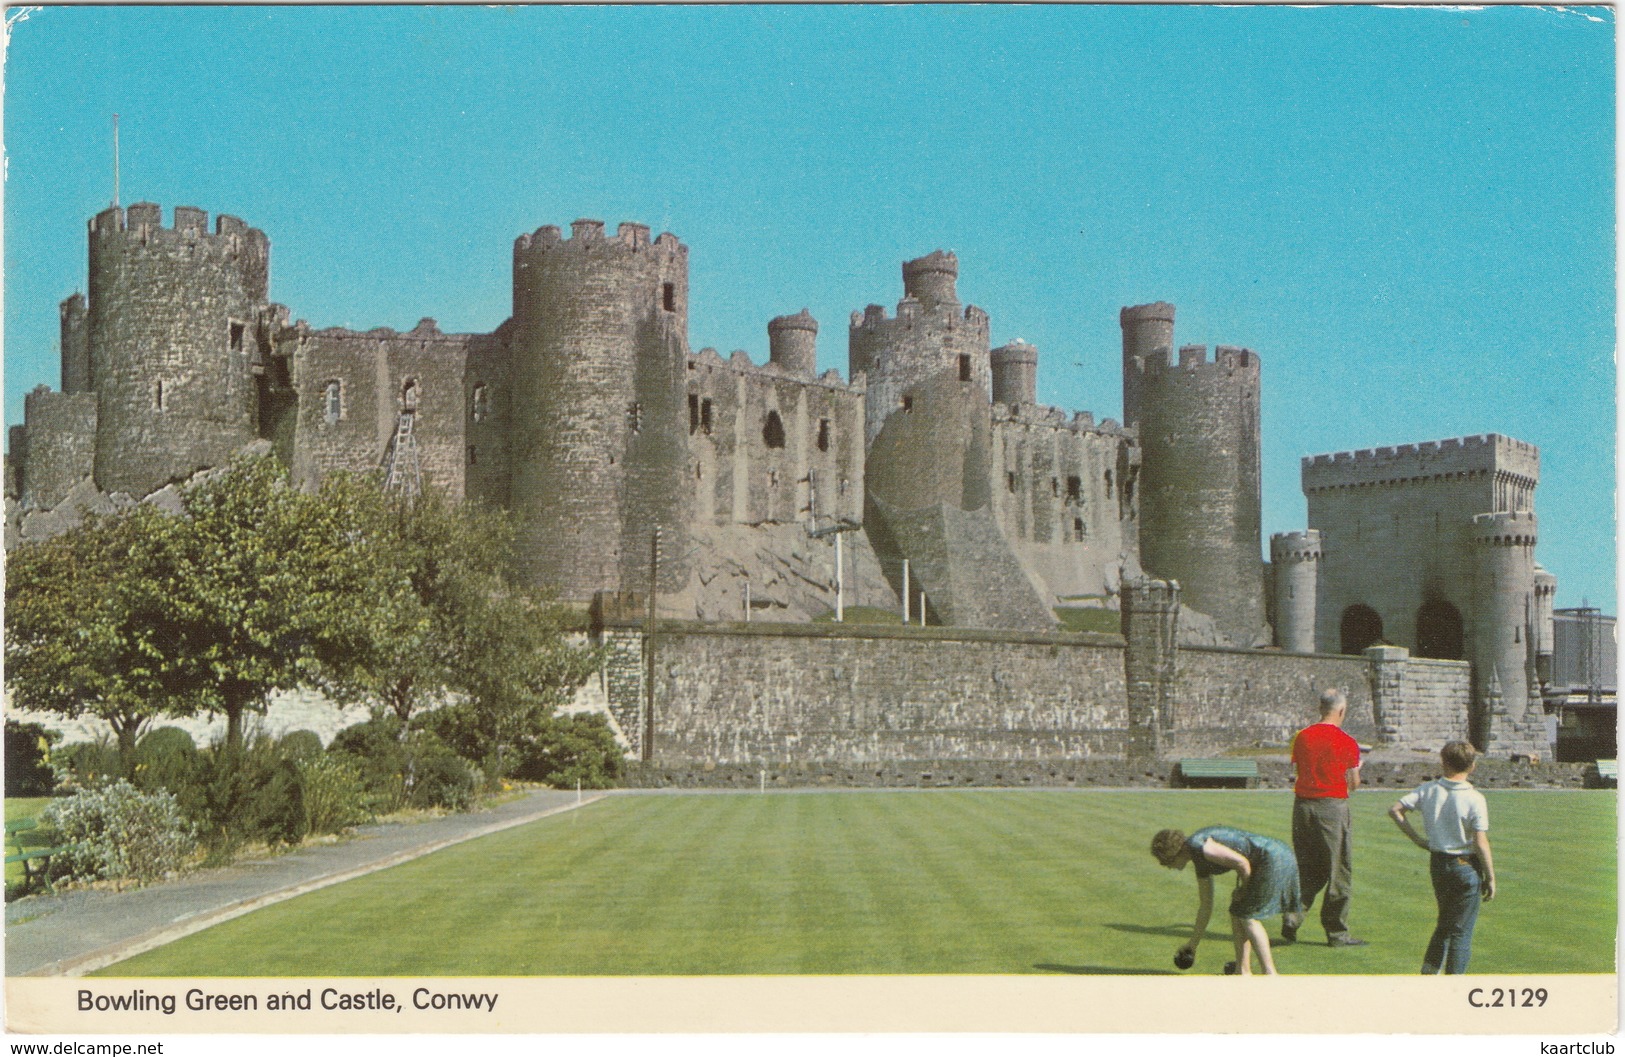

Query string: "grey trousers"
[1287, 796, 1353, 939]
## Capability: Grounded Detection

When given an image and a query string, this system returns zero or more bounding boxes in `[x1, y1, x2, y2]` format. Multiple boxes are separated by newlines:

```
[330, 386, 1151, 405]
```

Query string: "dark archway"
[1340, 605, 1384, 655]
[1415, 601, 1465, 660]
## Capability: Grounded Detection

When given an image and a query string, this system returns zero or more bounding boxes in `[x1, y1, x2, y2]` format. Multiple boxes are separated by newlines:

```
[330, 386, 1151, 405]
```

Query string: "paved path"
[4, 788, 604, 977]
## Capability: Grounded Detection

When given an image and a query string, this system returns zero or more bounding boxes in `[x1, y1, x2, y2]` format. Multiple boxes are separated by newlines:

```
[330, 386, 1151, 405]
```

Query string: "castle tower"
[1469, 512, 1545, 755]
[87, 203, 269, 496]
[1121, 303, 1265, 644]
[59, 293, 90, 393]
[767, 309, 818, 377]
[1533, 563, 1557, 685]
[990, 341, 1038, 408]
[509, 219, 693, 603]
[850, 251, 991, 446]
[1270, 530, 1321, 653]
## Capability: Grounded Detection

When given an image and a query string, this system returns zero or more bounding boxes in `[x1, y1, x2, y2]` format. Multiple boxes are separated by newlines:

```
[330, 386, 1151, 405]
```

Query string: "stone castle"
[5, 202, 1556, 760]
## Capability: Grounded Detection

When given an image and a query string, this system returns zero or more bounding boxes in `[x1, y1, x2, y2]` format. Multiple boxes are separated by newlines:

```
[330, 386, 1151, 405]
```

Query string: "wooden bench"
[1173, 759, 1259, 789]
[1589, 759, 1618, 788]
[6, 818, 70, 892]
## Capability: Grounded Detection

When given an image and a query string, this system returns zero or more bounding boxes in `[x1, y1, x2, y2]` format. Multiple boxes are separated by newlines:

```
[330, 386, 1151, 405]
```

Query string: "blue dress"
[1185, 825, 1302, 921]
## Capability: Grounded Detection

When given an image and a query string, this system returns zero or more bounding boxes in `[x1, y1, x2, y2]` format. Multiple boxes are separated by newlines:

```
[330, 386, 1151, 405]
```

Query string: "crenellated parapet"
[91, 203, 270, 298]
[1469, 510, 1538, 548]
[1303, 434, 1539, 497]
[1270, 529, 1323, 564]
[990, 401, 1129, 439]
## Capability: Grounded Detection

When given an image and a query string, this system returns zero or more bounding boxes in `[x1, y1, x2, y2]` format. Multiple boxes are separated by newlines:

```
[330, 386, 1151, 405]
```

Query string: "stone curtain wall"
[600, 613, 1475, 773]
[1366, 646, 1471, 748]
[644, 623, 1130, 765]
[1166, 647, 1376, 756]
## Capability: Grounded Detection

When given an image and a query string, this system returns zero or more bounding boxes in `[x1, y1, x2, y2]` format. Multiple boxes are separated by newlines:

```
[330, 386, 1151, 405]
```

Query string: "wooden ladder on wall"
[382, 411, 422, 499]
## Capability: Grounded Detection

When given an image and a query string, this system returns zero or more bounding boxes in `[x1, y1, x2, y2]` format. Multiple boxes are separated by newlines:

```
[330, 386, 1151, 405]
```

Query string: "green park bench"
[6, 817, 71, 892]
[1173, 758, 1259, 789]
[1590, 759, 1617, 788]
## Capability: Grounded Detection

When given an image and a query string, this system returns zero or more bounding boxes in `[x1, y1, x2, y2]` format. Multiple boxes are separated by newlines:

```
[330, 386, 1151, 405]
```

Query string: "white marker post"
[902, 559, 911, 623]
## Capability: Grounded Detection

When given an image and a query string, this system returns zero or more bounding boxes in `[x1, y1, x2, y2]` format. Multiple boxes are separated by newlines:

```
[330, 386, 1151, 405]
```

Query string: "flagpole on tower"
[112, 114, 120, 208]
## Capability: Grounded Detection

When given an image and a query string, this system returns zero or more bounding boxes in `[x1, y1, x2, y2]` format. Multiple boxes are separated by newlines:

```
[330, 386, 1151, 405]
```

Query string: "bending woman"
[1151, 826, 1302, 976]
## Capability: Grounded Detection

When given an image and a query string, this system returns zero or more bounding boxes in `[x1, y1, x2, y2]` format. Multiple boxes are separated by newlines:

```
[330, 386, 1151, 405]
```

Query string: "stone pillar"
[1270, 530, 1321, 653]
[1364, 645, 1410, 746]
[1122, 577, 1181, 762]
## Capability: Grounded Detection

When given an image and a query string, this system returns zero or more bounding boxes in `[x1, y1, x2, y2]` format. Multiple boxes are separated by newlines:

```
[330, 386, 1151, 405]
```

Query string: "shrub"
[189, 737, 309, 852]
[50, 738, 121, 792]
[405, 742, 479, 812]
[329, 715, 477, 812]
[40, 780, 197, 885]
[511, 713, 625, 789]
[133, 727, 200, 800]
[298, 753, 370, 835]
[5, 720, 59, 797]
[278, 730, 325, 761]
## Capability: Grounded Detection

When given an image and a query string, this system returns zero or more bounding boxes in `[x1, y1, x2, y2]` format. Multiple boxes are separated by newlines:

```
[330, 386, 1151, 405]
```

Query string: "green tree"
[150, 456, 413, 751]
[324, 490, 602, 780]
[5, 504, 204, 772]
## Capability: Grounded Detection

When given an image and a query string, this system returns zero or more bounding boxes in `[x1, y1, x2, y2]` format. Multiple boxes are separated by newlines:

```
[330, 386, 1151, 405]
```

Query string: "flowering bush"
[39, 780, 197, 885]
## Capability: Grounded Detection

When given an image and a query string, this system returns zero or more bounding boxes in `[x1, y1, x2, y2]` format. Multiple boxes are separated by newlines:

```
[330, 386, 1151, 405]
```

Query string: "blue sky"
[4, 5, 1615, 609]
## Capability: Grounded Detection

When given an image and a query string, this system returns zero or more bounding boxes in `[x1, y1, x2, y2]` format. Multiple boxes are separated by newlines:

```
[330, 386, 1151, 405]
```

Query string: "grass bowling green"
[97, 788, 1614, 976]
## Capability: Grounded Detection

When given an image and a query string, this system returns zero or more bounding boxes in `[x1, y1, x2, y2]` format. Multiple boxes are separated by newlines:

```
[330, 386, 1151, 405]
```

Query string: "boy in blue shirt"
[1388, 741, 1498, 974]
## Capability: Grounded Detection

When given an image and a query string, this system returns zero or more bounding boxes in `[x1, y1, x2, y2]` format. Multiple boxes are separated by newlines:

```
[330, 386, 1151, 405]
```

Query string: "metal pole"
[835, 530, 845, 622]
[902, 559, 911, 624]
[112, 114, 120, 208]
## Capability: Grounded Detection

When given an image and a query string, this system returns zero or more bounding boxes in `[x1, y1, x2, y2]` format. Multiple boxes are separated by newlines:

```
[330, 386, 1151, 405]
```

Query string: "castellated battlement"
[849, 300, 990, 332]
[1470, 510, 1538, 547]
[512, 219, 684, 257]
[298, 318, 471, 344]
[90, 203, 268, 260]
[689, 346, 859, 394]
[1302, 433, 1539, 493]
[1120, 302, 1177, 326]
[1270, 529, 1323, 562]
[1136, 343, 1259, 373]
[990, 401, 1128, 438]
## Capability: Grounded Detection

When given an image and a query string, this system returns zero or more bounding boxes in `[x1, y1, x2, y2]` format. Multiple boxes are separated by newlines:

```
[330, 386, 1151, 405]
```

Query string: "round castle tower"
[509, 219, 693, 603]
[850, 251, 991, 447]
[990, 341, 1038, 408]
[1468, 511, 1540, 752]
[768, 309, 818, 377]
[1121, 302, 1265, 645]
[1270, 530, 1321, 653]
[87, 203, 269, 497]
[1533, 563, 1557, 684]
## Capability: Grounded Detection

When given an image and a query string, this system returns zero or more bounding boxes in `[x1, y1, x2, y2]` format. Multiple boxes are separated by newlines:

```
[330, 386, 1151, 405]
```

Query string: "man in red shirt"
[1283, 688, 1368, 947]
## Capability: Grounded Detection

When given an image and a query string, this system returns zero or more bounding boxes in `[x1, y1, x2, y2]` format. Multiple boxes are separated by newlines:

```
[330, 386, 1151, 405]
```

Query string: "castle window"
[763, 410, 786, 449]
[472, 384, 490, 423]
[468, 446, 478, 466]
[229, 321, 246, 352]
[689, 394, 700, 434]
[901, 395, 913, 412]
[628, 402, 643, 434]
[817, 419, 830, 452]
[323, 380, 343, 424]
[958, 354, 971, 382]
[662, 283, 676, 312]
[1066, 475, 1081, 503]
[1104, 470, 1114, 499]
[401, 379, 418, 411]
[839, 478, 849, 496]
[768, 469, 779, 488]
[1051, 478, 1059, 497]
[1074, 517, 1086, 538]
[701, 399, 714, 435]
[153, 380, 167, 412]
[1007, 471, 1017, 494]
